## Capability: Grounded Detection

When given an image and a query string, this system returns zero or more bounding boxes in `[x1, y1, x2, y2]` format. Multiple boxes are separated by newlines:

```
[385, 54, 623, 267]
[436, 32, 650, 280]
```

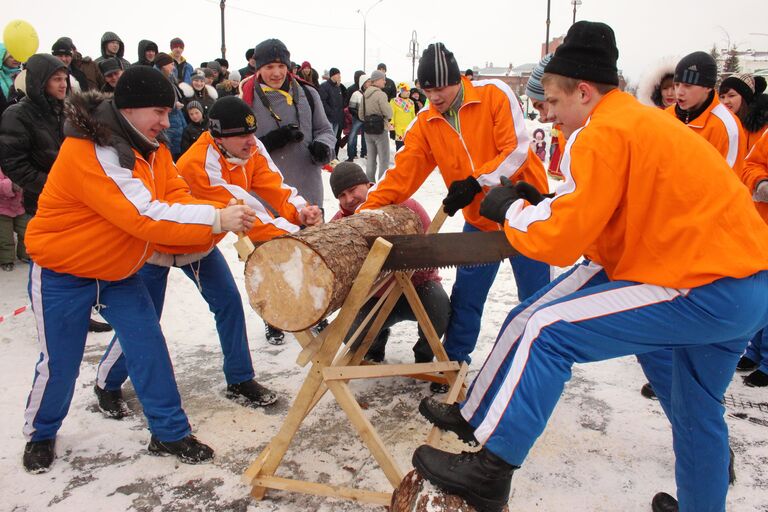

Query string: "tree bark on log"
[244, 205, 423, 332]
[390, 469, 510, 512]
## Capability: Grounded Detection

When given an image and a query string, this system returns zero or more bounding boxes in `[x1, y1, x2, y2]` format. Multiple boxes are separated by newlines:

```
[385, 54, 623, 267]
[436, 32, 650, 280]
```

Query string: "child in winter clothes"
[390, 82, 416, 151]
[531, 128, 547, 162]
[180, 101, 208, 155]
[0, 166, 27, 270]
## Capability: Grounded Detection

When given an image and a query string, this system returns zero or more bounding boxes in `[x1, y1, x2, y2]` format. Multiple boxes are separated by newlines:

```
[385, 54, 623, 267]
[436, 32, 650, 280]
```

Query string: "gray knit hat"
[370, 70, 386, 82]
[526, 54, 553, 101]
[330, 162, 371, 198]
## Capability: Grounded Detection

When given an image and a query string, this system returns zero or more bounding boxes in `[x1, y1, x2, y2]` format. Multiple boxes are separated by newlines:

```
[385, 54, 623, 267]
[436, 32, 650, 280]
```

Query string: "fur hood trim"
[636, 56, 679, 107]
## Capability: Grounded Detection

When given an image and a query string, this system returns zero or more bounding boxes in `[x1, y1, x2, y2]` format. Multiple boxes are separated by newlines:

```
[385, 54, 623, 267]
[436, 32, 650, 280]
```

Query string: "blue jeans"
[744, 327, 768, 373]
[442, 222, 551, 364]
[347, 117, 367, 158]
[462, 260, 768, 512]
[24, 263, 191, 442]
[97, 248, 254, 391]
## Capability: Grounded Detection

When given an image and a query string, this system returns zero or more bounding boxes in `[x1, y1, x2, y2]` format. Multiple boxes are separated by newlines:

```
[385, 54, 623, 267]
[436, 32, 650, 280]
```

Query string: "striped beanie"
[526, 54, 553, 101]
[674, 52, 717, 88]
[417, 43, 461, 89]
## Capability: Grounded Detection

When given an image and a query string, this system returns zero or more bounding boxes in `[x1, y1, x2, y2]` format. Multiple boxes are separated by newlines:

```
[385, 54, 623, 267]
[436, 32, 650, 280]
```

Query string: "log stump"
[244, 205, 422, 332]
[390, 469, 509, 512]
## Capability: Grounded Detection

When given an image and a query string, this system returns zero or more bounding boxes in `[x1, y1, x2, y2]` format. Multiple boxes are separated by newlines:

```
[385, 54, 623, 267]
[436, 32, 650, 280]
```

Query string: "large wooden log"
[244, 205, 422, 332]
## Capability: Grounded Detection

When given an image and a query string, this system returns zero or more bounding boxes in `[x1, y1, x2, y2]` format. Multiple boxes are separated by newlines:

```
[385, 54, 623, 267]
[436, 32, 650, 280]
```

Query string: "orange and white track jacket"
[360, 76, 547, 232]
[747, 125, 768, 153]
[742, 129, 768, 223]
[26, 139, 219, 281]
[504, 90, 768, 289]
[665, 96, 746, 171]
[176, 131, 305, 242]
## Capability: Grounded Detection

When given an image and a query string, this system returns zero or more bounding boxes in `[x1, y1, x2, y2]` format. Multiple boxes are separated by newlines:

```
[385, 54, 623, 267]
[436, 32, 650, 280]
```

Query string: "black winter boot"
[148, 435, 214, 463]
[364, 328, 390, 363]
[23, 439, 56, 474]
[94, 385, 131, 419]
[744, 369, 768, 387]
[651, 492, 678, 512]
[264, 322, 285, 345]
[729, 446, 736, 485]
[88, 318, 113, 333]
[736, 355, 758, 372]
[419, 396, 478, 446]
[412, 445, 516, 512]
[641, 382, 658, 400]
[226, 379, 278, 407]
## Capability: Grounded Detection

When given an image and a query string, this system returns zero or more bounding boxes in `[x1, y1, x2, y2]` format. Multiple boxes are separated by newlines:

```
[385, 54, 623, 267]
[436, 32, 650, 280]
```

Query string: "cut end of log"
[245, 238, 335, 332]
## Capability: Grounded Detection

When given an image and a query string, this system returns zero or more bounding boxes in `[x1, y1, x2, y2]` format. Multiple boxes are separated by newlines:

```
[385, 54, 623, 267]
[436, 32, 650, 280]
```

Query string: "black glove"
[514, 181, 553, 205]
[442, 176, 482, 216]
[259, 124, 304, 153]
[308, 140, 332, 164]
[479, 176, 520, 224]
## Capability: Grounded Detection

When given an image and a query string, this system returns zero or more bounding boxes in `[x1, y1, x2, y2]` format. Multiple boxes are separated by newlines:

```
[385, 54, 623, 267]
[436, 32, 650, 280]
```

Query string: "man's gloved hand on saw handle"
[479, 176, 552, 224]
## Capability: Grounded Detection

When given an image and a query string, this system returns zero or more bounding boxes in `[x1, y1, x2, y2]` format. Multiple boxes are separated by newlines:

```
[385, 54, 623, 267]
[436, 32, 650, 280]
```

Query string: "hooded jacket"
[133, 39, 159, 67]
[361, 77, 548, 233]
[0, 54, 67, 214]
[179, 81, 218, 114]
[24, 91, 219, 280]
[635, 56, 678, 108]
[95, 31, 131, 70]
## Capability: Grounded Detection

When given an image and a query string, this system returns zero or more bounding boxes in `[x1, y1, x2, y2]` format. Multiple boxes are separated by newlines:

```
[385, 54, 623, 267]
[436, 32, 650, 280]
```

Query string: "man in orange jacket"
[412, 22, 768, 512]
[93, 96, 322, 419]
[668, 51, 747, 171]
[359, 43, 551, 370]
[21, 67, 257, 473]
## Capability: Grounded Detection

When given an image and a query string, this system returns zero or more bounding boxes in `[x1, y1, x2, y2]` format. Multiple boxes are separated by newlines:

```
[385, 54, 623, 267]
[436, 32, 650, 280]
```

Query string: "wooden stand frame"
[242, 210, 468, 506]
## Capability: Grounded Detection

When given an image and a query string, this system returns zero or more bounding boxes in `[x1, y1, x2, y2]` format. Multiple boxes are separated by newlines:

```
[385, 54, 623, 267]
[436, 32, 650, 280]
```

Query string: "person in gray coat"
[359, 70, 393, 181]
[242, 38, 335, 207]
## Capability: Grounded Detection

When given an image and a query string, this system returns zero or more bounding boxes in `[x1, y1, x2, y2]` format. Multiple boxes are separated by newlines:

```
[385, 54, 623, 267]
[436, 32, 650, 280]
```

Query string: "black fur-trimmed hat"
[208, 96, 258, 137]
[114, 66, 175, 109]
[417, 43, 461, 89]
[253, 39, 290, 70]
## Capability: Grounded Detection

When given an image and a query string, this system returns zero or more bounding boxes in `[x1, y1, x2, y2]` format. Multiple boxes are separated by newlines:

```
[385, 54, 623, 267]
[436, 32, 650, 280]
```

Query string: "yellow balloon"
[3, 20, 39, 63]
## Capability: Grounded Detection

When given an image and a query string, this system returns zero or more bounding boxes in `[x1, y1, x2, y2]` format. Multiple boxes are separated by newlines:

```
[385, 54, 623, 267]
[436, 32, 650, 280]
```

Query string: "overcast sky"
[5, 0, 768, 86]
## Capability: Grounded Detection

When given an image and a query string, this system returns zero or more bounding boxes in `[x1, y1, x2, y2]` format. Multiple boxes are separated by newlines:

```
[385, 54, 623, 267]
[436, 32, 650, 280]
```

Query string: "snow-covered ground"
[1, 151, 767, 511]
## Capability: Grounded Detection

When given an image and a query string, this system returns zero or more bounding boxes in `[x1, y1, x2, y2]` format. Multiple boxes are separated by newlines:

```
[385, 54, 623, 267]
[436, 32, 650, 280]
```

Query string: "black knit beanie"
[208, 96, 258, 137]
[544, 21, 619, 85]
[253, 39, 290, 70]
[114, 66, 175, 109]
[417, 43, 461, 89]
[719, 73, 763, 104]
[674, 52, 718, 88]
[154, 52, 174, 68]
[330, 162, 371, 198]
[51, 39, 73, 56]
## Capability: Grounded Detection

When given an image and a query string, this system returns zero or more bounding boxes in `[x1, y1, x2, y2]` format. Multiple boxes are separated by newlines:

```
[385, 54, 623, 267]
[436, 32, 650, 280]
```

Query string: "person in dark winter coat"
[179, 69, 218, 116]
[98, 58, 123, 93]
[50, 39, 87, 94]
[0, 54, 67, 216]
[155, 52, 187, 160]
[133, 39, 158, 67]
[377, 63, 397, 101]
[180, 100, 208, 155]
[238, 49, 256, 79]
[53, 37, 102, 92]
[298, 61, 320, 88]
[169, 38, 194, 85]
[409, 86, 426, 112]
[94, 32, 131, 71]
[216, 69, 240, 98]
[319, 67, 345, 133]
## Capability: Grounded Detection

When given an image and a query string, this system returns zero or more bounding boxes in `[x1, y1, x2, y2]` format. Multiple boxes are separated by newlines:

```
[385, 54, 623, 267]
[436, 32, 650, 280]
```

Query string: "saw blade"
[366, 231, 520, 271]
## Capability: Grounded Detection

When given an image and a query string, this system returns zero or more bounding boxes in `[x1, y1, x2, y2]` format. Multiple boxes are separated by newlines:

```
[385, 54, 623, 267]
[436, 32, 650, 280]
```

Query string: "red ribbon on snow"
[0, 304, 30, 324]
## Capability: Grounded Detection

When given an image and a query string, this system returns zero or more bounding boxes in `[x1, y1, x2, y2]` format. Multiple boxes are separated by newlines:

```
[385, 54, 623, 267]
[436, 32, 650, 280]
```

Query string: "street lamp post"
[356, 0, 384, 72]
[571, 0, 582, 25]
[545, 0, 551, 54]
[407, 31, 419, 82]
[220, 0, 226, 59]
